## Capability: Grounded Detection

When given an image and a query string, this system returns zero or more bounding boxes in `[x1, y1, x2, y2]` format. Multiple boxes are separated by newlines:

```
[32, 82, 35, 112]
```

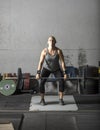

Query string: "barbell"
[0, 68, 68, 96]
[1, 68, 92, 96]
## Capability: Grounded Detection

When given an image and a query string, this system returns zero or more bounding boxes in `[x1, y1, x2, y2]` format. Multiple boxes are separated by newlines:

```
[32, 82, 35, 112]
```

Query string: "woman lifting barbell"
[36, 36, 67, 105]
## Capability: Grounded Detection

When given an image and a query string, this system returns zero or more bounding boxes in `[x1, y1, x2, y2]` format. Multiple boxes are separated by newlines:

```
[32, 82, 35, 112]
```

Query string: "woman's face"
[48, 37, 56, 46]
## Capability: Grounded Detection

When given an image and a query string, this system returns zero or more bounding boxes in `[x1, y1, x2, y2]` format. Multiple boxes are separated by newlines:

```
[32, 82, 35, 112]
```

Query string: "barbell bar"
[0, 77, 64, 96]
[0, 67, 99, 96]
[4, 76, 85, 81]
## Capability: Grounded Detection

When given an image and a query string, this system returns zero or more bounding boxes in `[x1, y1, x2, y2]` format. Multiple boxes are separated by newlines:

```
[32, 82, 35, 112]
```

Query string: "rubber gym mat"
[0, 94, 32, 111]
[46, 114, 78, 130]
[74, 94, 100, 110]
[76, 112, 100, 130]
[29, 95, 78, 111]
[0, 113, 23, 130]
[22, 112, 78, 130]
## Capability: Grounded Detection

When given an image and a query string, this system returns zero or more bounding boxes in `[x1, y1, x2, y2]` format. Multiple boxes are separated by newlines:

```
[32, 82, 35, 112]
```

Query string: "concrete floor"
[0, 93, 100, 130]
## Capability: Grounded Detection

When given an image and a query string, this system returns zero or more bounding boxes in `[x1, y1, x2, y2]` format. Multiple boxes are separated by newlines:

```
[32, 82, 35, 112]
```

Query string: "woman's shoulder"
[42, 48, 47, 55]
[56, 47, 62, 54]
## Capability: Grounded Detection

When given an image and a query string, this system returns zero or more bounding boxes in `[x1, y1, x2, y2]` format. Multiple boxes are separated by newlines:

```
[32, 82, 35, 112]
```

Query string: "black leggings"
[40, 68, 65, 93]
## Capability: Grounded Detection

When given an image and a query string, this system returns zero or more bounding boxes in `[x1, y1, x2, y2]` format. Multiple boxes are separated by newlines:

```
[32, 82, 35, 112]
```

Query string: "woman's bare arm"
[36, 48, 46, 79]
[37, 49, 46, 71]
[58, 49, 66, 71]
[58, 49, 67, 79]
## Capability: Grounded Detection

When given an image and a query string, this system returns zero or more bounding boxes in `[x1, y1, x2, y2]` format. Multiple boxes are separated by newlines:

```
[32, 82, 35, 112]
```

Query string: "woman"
[36, 36, 67, 105]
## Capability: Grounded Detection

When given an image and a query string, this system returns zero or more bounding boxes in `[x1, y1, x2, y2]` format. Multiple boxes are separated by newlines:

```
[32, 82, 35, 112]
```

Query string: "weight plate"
[23, 79, 30, 90]
[0, 80, 16, 96]
[16, 68, 23, 91]
[23, 73, 30, 90]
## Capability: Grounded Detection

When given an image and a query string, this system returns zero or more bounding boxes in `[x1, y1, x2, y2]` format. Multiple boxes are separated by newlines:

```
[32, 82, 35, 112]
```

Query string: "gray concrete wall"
[0, 0, 100, 74]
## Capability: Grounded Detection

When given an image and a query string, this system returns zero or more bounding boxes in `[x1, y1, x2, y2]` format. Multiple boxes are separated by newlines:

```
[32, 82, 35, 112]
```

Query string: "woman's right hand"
[36, 74, 41, 79]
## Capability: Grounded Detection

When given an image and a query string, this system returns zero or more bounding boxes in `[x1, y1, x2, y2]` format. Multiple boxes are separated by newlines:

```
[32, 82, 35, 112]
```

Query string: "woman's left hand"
[64, 74, 67, 80]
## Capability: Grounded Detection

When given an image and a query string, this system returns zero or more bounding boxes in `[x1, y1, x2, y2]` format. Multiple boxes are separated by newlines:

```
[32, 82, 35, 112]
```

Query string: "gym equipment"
[80, 79, 99, 94]
[0, 66, 99, 96]
[16, 68, 23, 92]
[66, 66, 78, 77]
[1, 68, 39, 95]
[0, 68, 23, 96]
[79, 65, 98, 77]
[0, 70, 69, 96]
[0, 79, 16, 96]
[23, 73, 30, 90]
[5, 75, 66, 81]
[39, 77, 65, 81]
[79, 65, 99, 94]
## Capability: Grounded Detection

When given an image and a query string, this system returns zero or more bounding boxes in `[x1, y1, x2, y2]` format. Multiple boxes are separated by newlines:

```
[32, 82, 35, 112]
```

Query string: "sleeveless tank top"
[43, 49, 60, 72]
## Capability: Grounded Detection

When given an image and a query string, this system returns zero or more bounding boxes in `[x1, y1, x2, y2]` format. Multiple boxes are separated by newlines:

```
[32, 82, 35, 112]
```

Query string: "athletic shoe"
[59, 99, 65, 105]
[40, 99, 46, 106]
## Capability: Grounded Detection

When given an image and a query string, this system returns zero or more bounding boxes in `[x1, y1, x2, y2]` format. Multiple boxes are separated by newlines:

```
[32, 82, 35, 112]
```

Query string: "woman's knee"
[59, 80, 65, 92]
[39, 80, 46, 93]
